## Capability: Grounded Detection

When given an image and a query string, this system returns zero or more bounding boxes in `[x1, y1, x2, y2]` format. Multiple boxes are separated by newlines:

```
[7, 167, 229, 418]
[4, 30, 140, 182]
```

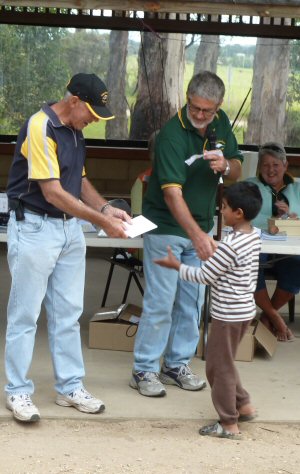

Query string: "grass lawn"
[83, 120, 106, 139]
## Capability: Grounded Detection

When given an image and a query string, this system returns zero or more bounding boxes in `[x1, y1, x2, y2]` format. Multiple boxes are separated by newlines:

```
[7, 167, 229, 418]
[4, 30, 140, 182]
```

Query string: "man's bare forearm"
[163, 186, 217, 260]
[164, 188, 203, 240]
[80, 177, 107, 211]
[39, 179, 110, 227]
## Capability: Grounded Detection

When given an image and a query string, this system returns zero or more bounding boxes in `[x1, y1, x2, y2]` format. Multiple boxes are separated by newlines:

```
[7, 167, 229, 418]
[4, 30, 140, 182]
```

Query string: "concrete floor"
[0, 242, 300, 423]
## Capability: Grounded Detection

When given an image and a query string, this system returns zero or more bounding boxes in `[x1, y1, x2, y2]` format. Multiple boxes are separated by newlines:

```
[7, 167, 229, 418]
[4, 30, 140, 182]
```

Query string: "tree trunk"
[194, 35, 220, 74]
[106, 29, 129, 139]
[130, 14, 185, 140]
[245, 37, 290, 145]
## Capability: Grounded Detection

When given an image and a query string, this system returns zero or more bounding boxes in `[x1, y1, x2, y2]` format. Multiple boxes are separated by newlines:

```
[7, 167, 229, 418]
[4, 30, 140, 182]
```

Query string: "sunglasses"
[260, 144, 284, 153]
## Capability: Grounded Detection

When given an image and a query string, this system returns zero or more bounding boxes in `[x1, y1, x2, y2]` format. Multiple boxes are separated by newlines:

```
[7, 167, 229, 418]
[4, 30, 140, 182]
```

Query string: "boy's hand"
[154, 246, 180, 271]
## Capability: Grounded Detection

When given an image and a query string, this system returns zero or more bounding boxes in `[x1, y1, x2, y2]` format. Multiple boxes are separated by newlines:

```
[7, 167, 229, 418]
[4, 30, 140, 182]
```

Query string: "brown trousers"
[206, 318, 251, 425]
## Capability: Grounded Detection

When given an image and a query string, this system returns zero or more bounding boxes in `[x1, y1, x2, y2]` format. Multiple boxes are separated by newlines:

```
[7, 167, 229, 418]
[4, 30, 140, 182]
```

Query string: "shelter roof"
[1, 1, 300, 18]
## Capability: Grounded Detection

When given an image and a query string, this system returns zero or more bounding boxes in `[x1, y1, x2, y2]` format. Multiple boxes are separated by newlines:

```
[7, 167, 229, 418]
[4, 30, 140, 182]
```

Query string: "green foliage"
[185, 37, 255, 69]
[60, 30, 110, 80]
[126, 55, 138, 100]
[286, 109, 300, 146]
[128, 38, 140, 56]
[290, 40, 300, 72]
[287, 73, 300, 108]
[0, 25, 110, 134]
[219, 43, 255, 68]
[0, 24, 69, 132]
[1, 25, 300, 146]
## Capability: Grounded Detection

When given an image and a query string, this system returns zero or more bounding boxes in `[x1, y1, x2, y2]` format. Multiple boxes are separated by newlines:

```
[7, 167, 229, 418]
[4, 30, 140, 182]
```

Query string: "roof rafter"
[1, 1, 300, 18]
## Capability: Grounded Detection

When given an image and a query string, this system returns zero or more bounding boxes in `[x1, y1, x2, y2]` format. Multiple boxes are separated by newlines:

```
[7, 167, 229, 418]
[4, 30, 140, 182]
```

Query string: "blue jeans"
[5, 211, 86, 395]
[133, 234, 204, 373]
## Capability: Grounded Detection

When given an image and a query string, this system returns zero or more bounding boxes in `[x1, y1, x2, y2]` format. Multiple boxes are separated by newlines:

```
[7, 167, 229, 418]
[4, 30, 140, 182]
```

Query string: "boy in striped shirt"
[155, 182, 262, 439]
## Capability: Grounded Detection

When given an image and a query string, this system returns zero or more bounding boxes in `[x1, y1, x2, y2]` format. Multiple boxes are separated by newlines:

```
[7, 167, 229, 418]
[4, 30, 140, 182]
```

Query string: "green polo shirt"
[143, 105, 243, 237]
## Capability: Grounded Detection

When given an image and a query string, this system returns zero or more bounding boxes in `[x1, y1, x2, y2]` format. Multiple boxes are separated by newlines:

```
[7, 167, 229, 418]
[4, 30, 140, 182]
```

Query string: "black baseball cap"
[67, 73, 114, 120]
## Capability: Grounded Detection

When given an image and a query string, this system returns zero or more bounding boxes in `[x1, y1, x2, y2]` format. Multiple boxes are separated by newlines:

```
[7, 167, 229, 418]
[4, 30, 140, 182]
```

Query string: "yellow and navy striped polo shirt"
[7, 102, 86, 216]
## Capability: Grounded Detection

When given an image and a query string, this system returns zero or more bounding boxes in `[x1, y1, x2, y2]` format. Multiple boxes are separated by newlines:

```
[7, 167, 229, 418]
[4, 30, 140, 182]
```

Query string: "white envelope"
[124, 215, 157, 238]
[97, 215, 157, 238]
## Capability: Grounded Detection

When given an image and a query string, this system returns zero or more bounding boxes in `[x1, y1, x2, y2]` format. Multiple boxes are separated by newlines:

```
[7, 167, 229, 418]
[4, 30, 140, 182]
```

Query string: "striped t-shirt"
[179, 229, 261, 322]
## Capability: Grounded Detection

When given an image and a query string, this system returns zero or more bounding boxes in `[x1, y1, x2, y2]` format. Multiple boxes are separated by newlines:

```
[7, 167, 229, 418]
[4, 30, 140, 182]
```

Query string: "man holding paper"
[130, 71, 243, 397]
[5, 73, 130, 423]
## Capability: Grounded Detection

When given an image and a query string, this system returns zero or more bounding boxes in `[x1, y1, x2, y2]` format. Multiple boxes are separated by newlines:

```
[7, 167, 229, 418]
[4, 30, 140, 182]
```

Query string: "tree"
[286, 40, 300, 145]
[106, 29, 129, 139]
[245, 37, 290, 145]
[130, 15, 185, 140]
[0, 24, 69, 133]
[194, 35, 220, 74]
[61, 29, 110, 79]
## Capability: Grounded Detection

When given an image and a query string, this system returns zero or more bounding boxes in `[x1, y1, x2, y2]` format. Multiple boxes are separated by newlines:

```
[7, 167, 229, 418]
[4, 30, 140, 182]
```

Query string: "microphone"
[207, 129, 219, 175]
[207, 129, 217, 150]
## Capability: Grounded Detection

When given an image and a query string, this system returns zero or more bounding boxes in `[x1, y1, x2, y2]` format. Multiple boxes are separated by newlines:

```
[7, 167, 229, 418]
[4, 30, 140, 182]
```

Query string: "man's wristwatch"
[100, 203, 111, 214]
[223, 160, 231, 176]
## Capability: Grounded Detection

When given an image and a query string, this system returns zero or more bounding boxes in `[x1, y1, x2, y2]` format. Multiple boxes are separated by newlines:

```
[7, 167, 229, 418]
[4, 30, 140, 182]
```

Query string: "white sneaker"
[56, 387, 105, 414]
[6, 394, 40, 422]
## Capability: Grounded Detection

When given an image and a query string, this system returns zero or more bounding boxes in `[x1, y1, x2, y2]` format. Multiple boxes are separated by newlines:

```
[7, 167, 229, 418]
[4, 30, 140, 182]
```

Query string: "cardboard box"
[197, 319, 277, 362]
[268, 217, 300, 236]
[89, 303, 142, 351]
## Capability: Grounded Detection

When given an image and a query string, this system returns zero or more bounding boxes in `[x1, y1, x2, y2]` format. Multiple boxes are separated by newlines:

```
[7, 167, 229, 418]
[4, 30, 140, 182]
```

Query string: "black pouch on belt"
[8, 198, 25, 221]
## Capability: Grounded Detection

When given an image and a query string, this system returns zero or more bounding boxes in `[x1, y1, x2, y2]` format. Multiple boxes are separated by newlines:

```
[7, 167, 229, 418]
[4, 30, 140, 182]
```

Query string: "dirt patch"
[0, 419, 299, 473]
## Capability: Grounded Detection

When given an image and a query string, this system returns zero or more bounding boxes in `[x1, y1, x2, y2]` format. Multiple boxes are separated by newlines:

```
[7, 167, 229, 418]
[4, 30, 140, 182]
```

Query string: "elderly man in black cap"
[5, 73, 131, 423]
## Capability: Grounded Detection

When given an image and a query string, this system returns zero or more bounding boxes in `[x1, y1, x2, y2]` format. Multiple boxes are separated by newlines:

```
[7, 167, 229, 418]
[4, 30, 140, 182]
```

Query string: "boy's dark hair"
[223, 182, 262, 221]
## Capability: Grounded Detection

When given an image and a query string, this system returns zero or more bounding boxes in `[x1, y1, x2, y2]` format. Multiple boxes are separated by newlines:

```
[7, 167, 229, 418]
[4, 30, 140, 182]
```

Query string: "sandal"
[286, 328, 295, 342]
[277, 327, 295, 342]
[199, 422, 241, 440]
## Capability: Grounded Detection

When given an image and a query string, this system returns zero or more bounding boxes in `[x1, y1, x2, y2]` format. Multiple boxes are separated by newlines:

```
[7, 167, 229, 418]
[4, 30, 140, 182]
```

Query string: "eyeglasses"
[187, 100, 218, 117]
[260, 144, 284, 153]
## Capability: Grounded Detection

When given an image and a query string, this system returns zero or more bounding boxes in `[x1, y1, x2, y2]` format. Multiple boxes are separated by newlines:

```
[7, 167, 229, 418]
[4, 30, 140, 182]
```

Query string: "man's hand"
[102, 204, 132, 223]
[203, 149, 227, 174]
[192, 231, 218, 260]
[101, 216, 129, 238]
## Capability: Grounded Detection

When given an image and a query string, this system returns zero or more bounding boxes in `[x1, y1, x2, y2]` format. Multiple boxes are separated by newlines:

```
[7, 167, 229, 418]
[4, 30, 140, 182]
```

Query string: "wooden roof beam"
[1, 1, 300, 18]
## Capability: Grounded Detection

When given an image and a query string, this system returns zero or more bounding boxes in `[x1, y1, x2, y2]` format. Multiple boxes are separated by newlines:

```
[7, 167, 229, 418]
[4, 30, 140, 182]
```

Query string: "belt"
[23, 204, 73, 220]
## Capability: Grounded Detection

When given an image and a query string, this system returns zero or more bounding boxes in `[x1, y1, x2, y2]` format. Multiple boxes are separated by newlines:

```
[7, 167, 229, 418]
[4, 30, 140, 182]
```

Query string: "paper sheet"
[124, 215, 157, 238]
[98, 215, 157, 238]
[261, 230, 287, 241]
[185, 154, 204, 166]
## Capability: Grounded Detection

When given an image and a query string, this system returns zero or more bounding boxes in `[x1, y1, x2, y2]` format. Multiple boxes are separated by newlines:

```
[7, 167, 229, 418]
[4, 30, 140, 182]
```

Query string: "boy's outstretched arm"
[154, 246, 180, 270]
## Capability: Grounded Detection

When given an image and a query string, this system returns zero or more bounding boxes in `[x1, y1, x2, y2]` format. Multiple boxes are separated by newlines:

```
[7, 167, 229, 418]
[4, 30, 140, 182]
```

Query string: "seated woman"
[247, 142, 300, 341]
